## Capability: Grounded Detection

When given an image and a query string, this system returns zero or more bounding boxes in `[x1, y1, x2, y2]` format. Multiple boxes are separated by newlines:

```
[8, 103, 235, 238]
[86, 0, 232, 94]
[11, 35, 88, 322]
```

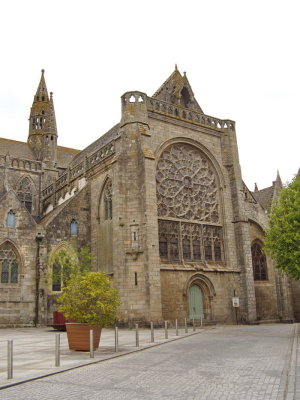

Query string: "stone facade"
[0, 68, 297, 327]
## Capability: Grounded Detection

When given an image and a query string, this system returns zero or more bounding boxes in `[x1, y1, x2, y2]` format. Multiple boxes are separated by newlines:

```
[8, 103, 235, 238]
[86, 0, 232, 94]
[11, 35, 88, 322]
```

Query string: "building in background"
[0, 68, 297, 326]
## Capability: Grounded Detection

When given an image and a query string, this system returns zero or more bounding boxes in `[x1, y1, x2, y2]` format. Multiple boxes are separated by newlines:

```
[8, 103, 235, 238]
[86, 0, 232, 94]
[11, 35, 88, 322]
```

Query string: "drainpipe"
[34, 232, 44, 327]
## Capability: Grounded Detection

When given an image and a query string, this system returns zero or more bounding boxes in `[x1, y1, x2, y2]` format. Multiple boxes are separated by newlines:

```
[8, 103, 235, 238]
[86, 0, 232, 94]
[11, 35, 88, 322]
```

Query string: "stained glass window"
[17, 178, 33, 213]
[104, 180, 113, 220]
[156, 144, 219, 222]
[156, 144, 223, 263]
[252, 242, 268, 280]
[0, 242, 19, 284]
[52, 264, 62, 291]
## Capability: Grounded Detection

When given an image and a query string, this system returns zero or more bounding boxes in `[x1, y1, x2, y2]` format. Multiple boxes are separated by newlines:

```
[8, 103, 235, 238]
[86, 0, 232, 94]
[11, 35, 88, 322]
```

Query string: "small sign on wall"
[232, 297, 240, 308]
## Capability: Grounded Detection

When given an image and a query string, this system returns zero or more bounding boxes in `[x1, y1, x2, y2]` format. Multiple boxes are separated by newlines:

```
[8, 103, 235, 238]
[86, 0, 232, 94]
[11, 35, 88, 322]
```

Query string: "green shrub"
[57, 271, 120, 326]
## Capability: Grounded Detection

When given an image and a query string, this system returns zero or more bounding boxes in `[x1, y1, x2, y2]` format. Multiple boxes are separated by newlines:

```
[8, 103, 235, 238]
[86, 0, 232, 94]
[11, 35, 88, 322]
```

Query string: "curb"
[283, 323, 298, 400]
[0, 328, 209, 390]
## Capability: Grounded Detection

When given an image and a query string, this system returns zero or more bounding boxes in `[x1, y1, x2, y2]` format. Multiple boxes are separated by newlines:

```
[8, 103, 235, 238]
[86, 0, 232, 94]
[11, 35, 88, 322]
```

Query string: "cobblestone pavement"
[0, 324, 297, 400]
[1, 326, 195, 386]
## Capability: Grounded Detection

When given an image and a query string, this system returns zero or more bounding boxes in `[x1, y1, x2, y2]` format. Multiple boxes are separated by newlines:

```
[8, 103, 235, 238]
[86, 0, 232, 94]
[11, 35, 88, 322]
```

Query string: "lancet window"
[6, 211, 15, 228]
[70, 219, 78, 236]
[156, 143, 223, 263]
[17, 178, 33, 213]
[104, 180, 113, 220]
[251, 242, 268, 280]
[0, 242, 19, 284]
[50, 248, 75, 292]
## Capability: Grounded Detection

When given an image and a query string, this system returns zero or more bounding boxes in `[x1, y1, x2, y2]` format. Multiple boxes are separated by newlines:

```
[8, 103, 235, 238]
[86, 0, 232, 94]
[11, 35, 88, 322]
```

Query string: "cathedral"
[0, 68, 299, 327]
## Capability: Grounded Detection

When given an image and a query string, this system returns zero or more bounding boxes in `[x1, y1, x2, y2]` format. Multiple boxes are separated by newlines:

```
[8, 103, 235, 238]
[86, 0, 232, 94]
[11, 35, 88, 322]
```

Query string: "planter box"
[66, 323, 102, 351]
[50, 311, 75, 331]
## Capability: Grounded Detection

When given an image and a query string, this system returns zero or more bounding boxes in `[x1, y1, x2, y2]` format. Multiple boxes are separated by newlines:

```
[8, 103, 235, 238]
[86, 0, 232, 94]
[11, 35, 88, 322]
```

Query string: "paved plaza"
[0, 323, 299, 399]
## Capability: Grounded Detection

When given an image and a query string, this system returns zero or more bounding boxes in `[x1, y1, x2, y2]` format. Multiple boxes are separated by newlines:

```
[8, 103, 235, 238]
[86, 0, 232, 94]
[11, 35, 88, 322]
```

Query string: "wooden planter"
[66, 323, 102, 351]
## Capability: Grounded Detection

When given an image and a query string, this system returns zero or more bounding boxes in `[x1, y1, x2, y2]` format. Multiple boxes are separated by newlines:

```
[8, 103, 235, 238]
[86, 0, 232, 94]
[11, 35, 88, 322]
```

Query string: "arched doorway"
[188, 285, 204, 319]
[185, 273, 216, 321]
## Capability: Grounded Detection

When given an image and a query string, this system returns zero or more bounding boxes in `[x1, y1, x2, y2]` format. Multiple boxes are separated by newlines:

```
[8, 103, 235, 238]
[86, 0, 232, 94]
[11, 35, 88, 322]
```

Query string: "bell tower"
[28, 69, 58, 167]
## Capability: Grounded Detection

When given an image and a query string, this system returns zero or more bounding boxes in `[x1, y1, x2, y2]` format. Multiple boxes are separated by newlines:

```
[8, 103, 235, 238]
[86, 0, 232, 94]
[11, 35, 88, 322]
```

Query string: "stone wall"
[42, 185, 91, 324]
[248, 221, 280, 320]
[160, 269, 241, 324]
[0, 190, 40, 326]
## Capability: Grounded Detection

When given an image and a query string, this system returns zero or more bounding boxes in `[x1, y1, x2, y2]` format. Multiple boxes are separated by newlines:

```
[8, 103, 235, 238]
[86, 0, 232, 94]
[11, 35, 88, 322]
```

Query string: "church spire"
[28, 70, 57, 166]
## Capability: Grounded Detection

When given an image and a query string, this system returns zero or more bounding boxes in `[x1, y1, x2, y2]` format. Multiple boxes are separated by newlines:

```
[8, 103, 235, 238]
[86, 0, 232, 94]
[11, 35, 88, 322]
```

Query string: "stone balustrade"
[42, 183, 54, 198]
[0, 154, 42, 171]
[87, 142, 115, 168]
[147, 97, 235, 131]
[55, 172, 68, 190]
[41, 141, 115, 202]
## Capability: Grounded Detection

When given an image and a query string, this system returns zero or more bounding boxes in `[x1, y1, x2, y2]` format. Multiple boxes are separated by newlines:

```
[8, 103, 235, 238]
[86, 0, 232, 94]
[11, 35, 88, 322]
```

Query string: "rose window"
[156, 144, 219, 222]
[156, 143, 223, 263]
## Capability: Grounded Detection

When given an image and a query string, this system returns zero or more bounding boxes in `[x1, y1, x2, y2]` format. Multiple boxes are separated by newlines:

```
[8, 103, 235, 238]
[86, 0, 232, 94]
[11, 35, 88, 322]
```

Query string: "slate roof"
[252, 186, 275, 211]
[68, 124, 119, 168]
[0, 138, 33, 159]
[0, 137, 79, 168]
[57, 145, 80, 167]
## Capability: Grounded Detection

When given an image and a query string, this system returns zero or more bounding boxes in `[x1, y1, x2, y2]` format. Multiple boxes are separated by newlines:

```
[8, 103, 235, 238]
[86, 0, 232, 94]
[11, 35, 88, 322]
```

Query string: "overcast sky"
[0, 0, 299, 190]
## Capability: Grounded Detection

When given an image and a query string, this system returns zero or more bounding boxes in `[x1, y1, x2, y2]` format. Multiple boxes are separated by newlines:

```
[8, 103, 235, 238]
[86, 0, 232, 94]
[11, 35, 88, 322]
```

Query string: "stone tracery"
[104, 179, 113, 220]
[156, 143, 223, 262]
[156, 144, 219, 222]
[17, 177, 33, 213]
[0, 242, 19, 284]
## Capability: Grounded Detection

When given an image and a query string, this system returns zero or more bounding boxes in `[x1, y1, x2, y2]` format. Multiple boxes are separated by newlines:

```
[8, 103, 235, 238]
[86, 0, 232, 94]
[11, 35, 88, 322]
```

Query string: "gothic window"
[0, 242, 19, 284]
[159, 234, 168, 258]
[156, 143, 223, 263]
[104, 180, 113, 220]
[158, 220, 179, 260]
[52, 264, 62, 291]
[6, 211, 15, 228]
[182, 237, 191, 260]
[156, 144, 219, 222]
[169, 236, 179, 260]
[50, 249, 75, 292]
[252, 242, 268, 281]
[193, 239, 201, 260]
[70, 219, 78, 236]
[17, 178, 33, 213]
[213, 227, 222, 262]
[203, 226, 213, 260]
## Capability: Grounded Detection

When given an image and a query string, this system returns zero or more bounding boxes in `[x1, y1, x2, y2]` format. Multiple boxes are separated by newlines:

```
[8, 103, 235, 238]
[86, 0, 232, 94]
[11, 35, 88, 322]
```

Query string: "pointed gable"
[0, 190, 37, 228]
[252, 172, 283, 211]
[152, 66, 203, 113]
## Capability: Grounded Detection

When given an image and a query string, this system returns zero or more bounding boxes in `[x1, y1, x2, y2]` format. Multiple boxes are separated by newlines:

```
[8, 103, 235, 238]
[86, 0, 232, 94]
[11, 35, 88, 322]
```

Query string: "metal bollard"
[193, 318, 195, 332]
[135, 324, 139, 347]
[55, 333, 60, 367]
[90, 330, 94, 358]
[115, 326, 119, 352]
[175, 319, 179, 336]
[150, 321, 154, 343]
[200, 317, 203, 327]
[165, 320, 168, 339]
[7, 340, 13, 379]
[185, 317, 188, 333]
